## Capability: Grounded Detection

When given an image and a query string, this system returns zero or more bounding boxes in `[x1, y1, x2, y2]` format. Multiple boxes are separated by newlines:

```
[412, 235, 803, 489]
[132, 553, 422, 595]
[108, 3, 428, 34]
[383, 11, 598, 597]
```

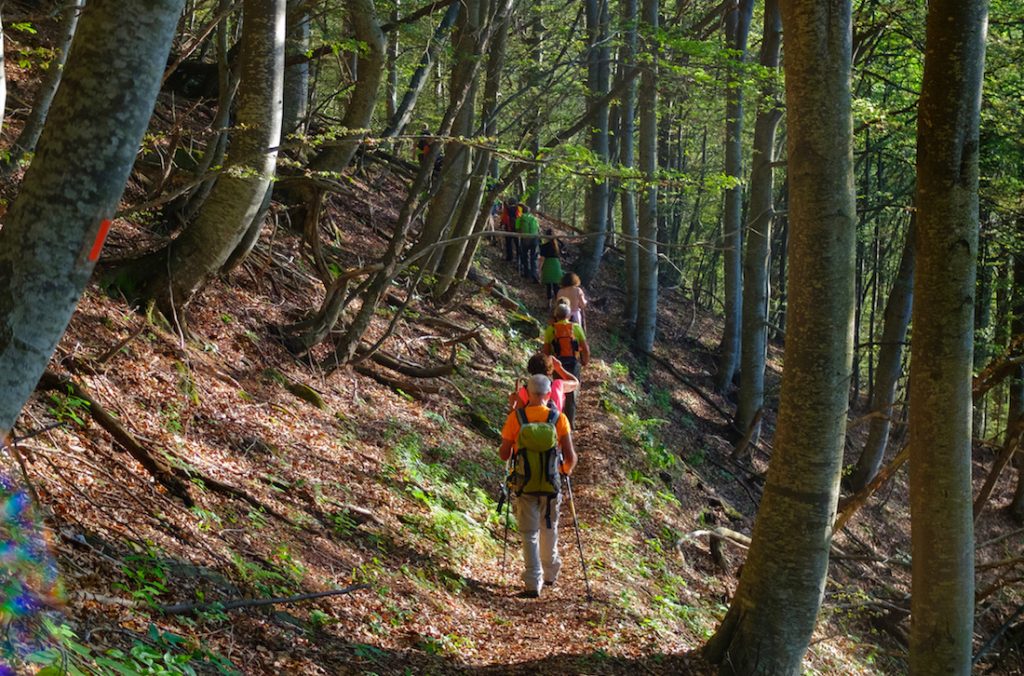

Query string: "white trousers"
[515, 493, 563, 592]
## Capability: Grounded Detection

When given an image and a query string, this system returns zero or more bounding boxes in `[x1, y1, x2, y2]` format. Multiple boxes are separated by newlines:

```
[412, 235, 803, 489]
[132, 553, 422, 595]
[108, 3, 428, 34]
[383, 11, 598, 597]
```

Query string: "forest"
[0, 0, 1019, 673]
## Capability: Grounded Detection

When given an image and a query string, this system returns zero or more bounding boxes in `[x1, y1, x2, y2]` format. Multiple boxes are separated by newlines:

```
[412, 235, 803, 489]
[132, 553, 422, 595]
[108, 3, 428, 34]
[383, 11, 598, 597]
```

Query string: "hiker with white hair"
[498, 374, 576, 598]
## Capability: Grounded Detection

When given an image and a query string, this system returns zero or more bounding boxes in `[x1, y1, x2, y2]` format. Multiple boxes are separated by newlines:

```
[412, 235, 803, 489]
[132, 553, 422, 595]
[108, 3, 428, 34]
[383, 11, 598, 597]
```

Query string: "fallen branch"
[159, 584, 370, 615]
[37, 371, 195, 508]
[466, 267, 522, 311]
[833, 444, 909, 534]
[974, 416, 1024, 522]
[362, 346, 457, 378]
[352, 364, 441, 398]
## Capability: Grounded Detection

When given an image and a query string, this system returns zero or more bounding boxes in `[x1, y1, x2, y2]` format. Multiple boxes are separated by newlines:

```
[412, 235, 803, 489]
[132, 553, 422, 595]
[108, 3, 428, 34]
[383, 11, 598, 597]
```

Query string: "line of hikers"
[496, 198, 570, 301]
[498, 294, 592, 599]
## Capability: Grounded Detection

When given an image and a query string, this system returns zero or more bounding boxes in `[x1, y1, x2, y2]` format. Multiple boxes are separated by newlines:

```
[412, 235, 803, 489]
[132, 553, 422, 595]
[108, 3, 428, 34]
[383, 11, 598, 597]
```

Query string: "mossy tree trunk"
[0, 0, 185, 435]
[619, 0, 639, 328]
[907, 0, 988, 671]
[847, 215, 915, 491]
[704, 0, 857, 671]
[118, 0, 285, 318]
[735, 0, 782, 444]
[633, 0, 658, 352]
[714, 0, 754, 393]
[281, 0, 311, 137]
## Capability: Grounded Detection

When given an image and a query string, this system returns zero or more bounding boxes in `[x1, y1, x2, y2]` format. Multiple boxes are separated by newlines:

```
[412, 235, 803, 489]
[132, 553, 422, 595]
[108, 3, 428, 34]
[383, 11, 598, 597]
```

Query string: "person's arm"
[559, 434, 576, 475]
[499, 439, 515, 462]
[580, 341, 590, 367]
[552, 359, 579, 393]
[578, 288, 588, 309]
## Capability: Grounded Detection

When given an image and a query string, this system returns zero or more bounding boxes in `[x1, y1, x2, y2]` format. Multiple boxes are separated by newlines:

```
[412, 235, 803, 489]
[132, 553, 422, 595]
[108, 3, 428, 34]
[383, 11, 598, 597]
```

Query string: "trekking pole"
[562, 473, 593, 601]
[499, 459, 512, 580]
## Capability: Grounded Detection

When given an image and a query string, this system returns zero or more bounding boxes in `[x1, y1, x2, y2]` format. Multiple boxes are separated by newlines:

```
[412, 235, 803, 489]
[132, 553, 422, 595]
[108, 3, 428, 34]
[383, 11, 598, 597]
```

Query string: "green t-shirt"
[516, 213, 540, 235]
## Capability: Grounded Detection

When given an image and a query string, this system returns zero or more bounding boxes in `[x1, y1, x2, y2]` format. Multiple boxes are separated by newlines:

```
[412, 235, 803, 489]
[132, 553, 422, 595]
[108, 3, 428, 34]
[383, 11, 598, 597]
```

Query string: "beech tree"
[633, 0, 658, 351]
[907, 0, 988, 670]
[0, 0, 185, 435]
[704, 0, 858, 670]
[115, 0, 286, 318]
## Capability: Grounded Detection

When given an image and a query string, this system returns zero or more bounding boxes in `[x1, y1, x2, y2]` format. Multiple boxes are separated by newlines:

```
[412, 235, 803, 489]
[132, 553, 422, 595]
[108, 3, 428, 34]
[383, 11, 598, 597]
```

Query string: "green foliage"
[47, 388, 91, 426]
[114, 543, 169, 607]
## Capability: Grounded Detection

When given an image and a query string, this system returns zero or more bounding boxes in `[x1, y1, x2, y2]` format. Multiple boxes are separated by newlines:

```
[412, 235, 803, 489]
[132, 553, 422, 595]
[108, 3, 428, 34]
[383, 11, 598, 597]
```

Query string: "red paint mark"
[88, 219, 113, 262]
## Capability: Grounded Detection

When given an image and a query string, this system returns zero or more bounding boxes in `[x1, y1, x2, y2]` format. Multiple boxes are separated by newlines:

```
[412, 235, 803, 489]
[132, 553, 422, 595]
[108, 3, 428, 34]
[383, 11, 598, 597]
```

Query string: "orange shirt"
[501, 404, 571, 445]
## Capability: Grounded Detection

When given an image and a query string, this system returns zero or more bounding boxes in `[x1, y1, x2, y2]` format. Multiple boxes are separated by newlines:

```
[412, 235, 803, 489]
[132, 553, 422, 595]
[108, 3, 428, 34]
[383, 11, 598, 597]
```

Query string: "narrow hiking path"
[439, 234, 706, 673]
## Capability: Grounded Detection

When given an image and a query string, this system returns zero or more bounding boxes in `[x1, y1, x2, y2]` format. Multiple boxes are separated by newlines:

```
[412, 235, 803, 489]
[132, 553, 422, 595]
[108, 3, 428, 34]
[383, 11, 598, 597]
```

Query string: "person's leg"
[528, 240, 539, 282]
[515, 496, 543, 592]
[539, 494, 563, 585]
[559, 357, 578, 426]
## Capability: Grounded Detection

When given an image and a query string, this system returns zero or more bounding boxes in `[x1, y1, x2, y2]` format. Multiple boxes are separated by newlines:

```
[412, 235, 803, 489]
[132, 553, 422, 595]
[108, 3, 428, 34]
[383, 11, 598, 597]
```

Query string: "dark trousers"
[505, 232, 518, 263]
[546, 283, 558, 299]
[520, 237, 538, 280]
[555, 356, 580, 428]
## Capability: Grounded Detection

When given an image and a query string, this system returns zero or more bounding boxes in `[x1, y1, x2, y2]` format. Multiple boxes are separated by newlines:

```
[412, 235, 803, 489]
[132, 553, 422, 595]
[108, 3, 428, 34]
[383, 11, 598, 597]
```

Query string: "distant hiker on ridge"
[542, 303, 590, 427]
[502, 198, 522, 265]
[499, 374, 576, 598]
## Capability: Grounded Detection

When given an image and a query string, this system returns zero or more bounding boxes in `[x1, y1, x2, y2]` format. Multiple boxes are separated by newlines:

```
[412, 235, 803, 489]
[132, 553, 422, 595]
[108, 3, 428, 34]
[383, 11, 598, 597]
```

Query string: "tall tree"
[0, 0, 185, 435]
[847, 215, 915, 491]
[735, 0, 782, 446]
[619, 0, 640, 327]
[116, 0, 286, 317]
[714, 0, 754, 393]
[633, 0, 658, 351]
[576, 0, 611, 285]
[704, 0, 857, 670]
[907, 0, 988, 670]
[282, 0, 311, 137]
[1, 0, 85, 174]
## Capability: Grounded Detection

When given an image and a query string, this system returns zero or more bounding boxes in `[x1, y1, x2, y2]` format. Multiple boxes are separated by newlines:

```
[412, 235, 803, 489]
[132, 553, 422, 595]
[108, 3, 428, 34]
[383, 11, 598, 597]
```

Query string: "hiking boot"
[544, 580, 556, 587]
[516, 589, 540, 599]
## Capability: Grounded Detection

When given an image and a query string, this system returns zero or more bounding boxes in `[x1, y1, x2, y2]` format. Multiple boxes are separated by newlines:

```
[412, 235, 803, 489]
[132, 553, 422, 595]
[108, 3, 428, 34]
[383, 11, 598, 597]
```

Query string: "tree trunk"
[0, 10, 5, 139]
[385, 1, 399, 121]
[118, 0, 285, 317]
[0, 0, 185, 435]
[1010, 238, 1024, 521]
[847, 215, 915, 491]
[735, 0, 782, 446]
[907, 0, 987, 671]
[406, 0, 481, 273]
[619, 0, 639, 327]
[435, 0, 513, 297]
[633, 0, 658, 352]
[576, 0, 611, 285]
[1, 0, 84, 174]
[309, 0, 386, 174]
[714, 0, 754, 393]
[382, 0, 460, 139]
[281, 0, 311, 137]
[704, 0, 857, 671]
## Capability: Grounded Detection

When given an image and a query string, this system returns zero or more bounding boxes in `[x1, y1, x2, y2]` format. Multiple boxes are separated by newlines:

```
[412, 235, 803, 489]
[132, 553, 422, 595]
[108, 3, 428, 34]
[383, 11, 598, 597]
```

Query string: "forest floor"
[3, 159, 1023, 674]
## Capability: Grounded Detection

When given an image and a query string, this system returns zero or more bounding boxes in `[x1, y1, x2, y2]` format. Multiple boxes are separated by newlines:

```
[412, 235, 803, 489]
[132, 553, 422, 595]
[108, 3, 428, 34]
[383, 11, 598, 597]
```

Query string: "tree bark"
[619, 0, 639, 327]
[0, 0, 185, 435]
[704, 0, 857, 671]
[847, 215, 915, 491]
[1, 0, 84, 174]
[309, 0, 386, 174]
[119, 0, 284, 318]
[575, 0, 611, 285]
[907, 0, 987, 671]
[382, 0, 460, 139]
[633, 0, 658, 352]
[281, 0, 311, 137]
[714, 0, 754, 393]
[1010, 239, 1024, 521]
[735, 0, 781, 445]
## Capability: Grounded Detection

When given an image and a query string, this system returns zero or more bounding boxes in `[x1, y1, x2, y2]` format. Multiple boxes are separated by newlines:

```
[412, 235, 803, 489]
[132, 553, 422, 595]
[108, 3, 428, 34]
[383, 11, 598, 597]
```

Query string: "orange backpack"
[550, 321, 579, 358]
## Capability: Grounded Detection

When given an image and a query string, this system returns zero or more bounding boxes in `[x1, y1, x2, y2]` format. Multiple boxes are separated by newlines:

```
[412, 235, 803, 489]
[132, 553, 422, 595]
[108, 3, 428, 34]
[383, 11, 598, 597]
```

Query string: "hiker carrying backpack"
[542, 303, 590, 427]
[498, 374, 576, 599]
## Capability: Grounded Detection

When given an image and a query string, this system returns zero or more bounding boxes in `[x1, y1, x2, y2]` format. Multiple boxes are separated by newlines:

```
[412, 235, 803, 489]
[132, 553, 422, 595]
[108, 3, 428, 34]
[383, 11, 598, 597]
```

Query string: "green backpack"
[511, 405, 561, 498]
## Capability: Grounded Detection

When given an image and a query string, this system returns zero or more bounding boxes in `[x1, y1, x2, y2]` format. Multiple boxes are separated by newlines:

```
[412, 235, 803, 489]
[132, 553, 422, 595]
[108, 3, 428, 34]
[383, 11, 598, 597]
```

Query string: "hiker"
[414, 125, 431, 163]
[509, 353, 580, 414]
[538, 229, 563, 300]
[554, 272, 588, 326]
[502, 199, 522, 264]
[499, 374, 577, 598]
[516, 205, 540, 282]
[542, 303, 590, 427]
